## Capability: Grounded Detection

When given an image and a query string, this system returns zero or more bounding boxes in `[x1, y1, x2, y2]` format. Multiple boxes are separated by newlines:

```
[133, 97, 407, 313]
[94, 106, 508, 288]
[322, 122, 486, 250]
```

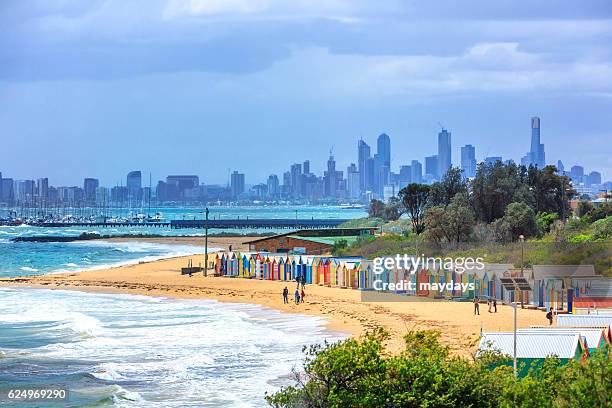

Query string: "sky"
[1, 0, 611, 186]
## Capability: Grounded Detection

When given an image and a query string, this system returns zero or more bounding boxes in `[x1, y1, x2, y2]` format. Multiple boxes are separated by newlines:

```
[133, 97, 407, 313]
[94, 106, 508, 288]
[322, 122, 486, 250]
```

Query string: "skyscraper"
[460, 144, 476, 178]
[230, 171, 245, 198]
[83, 178, 99, 203]
[484, 156, 502, 166]
[557, 160, 565, 175]
[267, 174, 280, 198]
[377, 133, 391, 168]
[437, 129, 451, 178]
[357, 139, 371, 192]
[530, 117, 545, 168]
[411, 160, 422, 184]
[303, 160, 310, 175]
[126, 171, 142, 203]
[425, 155, 439, 180]
[290, 163, 302, 198]
[375, 133, 391, 196]
[37, 178, 49, 201]
[570, 165, 584, 183]
[324, 152, 338, 197]
[347, 163, 360, 199]
[399, 165, 412, 186]
[522, 117, 545, 168]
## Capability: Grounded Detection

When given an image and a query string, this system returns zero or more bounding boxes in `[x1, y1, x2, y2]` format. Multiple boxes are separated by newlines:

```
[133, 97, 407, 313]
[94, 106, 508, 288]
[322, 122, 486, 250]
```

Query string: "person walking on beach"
[487, 299, 492, 313]
[473, 297, 480, 315]
[294, 288, 300, 304]
[546, 308, 554, 325]
[282, 287, 289, 304]
[493, 299, 497, 313]
[300, 288, 305, 303]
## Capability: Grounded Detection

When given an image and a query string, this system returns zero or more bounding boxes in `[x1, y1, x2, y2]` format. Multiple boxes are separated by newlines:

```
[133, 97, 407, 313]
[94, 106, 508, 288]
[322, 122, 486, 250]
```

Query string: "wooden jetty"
[29, 219, 351, 229]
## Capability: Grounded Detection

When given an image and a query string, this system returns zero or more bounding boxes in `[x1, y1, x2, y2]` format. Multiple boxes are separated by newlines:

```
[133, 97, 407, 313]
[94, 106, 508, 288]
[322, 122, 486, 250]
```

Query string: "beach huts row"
[213, 252, 611, 312]
[213, 252, 366, 288]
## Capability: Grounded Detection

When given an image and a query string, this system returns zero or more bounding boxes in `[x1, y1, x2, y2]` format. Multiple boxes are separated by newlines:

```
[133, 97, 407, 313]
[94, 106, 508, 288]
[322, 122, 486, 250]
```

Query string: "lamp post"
[204, 207, 209, 277]
[514, 234, 525, 378]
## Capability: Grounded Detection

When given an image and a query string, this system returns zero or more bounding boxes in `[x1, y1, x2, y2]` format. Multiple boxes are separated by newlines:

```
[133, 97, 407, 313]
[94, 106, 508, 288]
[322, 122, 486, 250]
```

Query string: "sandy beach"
[1, 236, 548, 356]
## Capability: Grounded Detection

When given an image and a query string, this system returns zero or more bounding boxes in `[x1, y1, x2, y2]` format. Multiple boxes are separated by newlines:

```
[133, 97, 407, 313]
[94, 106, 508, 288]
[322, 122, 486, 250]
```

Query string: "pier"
[29, 219, 351, 229]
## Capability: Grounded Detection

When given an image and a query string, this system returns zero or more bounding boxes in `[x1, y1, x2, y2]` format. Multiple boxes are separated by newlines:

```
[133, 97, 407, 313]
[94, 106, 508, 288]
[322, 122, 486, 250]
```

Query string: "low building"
[244, 227, 377, 255]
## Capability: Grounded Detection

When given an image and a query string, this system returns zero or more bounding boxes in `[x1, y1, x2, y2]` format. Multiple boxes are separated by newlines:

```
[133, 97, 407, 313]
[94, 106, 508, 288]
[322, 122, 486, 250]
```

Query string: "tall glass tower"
[438, 129, 451, 178]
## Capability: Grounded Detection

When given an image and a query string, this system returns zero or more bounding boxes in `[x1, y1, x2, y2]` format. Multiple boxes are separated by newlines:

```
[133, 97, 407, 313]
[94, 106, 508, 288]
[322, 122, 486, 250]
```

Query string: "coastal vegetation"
[338, 162, 612, 276]
[267, 329, 611, 408]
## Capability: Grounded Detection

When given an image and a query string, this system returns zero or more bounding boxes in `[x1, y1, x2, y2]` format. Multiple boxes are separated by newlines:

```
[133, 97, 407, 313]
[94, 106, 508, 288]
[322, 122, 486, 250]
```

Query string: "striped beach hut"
[530, 265, 597, 312]
[358, 260, 374, 290]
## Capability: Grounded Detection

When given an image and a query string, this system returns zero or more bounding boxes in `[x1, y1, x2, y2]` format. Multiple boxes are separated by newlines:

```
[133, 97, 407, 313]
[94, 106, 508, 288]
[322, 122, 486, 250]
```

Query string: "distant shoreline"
[11, 231, 274, 243]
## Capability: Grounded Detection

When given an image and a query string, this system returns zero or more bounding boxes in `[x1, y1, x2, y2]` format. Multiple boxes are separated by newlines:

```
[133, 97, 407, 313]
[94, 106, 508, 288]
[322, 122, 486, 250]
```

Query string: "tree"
[536, 212, 558, 234]
[527, 165, 575, 218]
[494, 202, 538, 242]
[428, 167, 467, 207]
[471, 161, 528, 223]
[424, 193, 475, 244]
[383, 197, 402, 221]
[398, 184, 430, 234]
[587, 202, 612, 222]
[368, 199, 385, 218]
[577, 200, 594, 217]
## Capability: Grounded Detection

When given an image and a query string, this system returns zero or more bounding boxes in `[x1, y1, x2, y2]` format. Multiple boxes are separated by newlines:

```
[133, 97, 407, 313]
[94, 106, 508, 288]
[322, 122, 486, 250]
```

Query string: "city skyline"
[1, 115, 609, 205]
[0, 1, 611, 184]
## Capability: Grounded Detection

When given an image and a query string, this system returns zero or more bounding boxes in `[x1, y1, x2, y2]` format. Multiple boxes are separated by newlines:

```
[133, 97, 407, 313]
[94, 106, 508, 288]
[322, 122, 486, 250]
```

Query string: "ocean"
[0, 206, 359, 406]
[0, 287, 342, 407]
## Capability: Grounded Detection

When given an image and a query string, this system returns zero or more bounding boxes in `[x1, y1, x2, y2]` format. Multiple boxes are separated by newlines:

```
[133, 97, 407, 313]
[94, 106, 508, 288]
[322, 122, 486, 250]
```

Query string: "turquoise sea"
[0, 206, 359, 406]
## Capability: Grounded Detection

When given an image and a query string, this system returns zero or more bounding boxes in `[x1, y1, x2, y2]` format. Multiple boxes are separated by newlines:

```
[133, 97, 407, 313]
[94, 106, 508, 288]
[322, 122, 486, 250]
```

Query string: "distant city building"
[357, 139, 371, 193]
[164, 175, 199, 201]
[484, 156, 503, 166]
[230, 171, 245, 199]
[15, 180, 35, 203]
[521, 116, 545, 168]
[588, 171, 602, 186]
[347, 163, 360, 199]
[425, 155, 439, 181]
[410, 160, 422, 184]
[303, 160, 310, 175]
[557, 160, 565, 175]
[37, 178, 49, 201]
[570, 165, 584, 183]
[290, 163, 302, 198]
[460, 144, 476, 178]
[267, 174, 280, 198]
[324, 152, 343, 198]
[437, 129, 452, 178]
[375, 133, 391, 196]
[399, 165, 412, 186]
[83, 178, 99, 204]
[126, 171, 142, 203]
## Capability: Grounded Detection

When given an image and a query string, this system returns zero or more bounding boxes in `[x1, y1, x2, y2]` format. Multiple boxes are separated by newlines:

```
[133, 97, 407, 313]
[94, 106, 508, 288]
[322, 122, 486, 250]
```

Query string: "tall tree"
[398, 184, 430, 234]
[368, 199, 385, 218]
[428, 166, 467, 207]
[424, 193, 475, 244]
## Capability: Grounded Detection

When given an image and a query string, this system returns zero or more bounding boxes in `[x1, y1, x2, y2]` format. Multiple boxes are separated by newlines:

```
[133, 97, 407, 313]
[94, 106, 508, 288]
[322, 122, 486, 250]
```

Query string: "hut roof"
[557, 314, 612, 327]
[518, 328, 606, 349]
[532, 265, 596, 281]
[479, 333, 583, 359]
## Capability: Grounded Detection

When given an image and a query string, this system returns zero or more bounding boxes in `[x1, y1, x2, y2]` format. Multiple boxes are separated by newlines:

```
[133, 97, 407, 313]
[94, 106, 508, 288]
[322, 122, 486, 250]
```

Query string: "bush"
[267, 329, 612, 408]
[592, 216, 612, 241]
